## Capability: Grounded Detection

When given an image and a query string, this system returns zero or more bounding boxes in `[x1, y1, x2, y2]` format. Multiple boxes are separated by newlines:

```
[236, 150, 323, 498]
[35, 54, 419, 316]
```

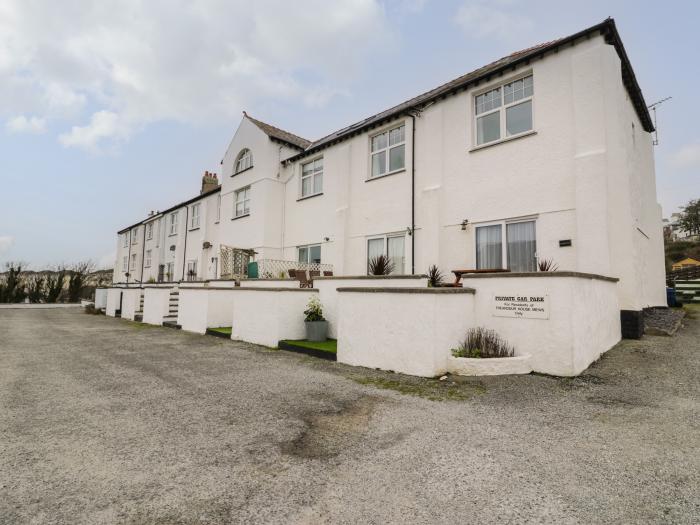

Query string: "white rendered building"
[114, 19, 666, 337]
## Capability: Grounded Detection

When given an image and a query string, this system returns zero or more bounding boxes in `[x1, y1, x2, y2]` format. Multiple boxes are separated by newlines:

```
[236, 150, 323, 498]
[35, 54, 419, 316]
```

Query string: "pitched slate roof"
[243, 111, 311, 150]
[285, 18, 652, 163]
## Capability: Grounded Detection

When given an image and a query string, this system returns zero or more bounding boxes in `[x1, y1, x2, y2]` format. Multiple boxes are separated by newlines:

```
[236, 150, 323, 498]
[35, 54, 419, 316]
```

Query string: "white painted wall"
[120, 288, 142, 320]
[142, 286, 173, 325]
[239, 278, 299, 288]
[461, 274, 621, 376]
[314, 276, 429, 338]
[231, 288, 317, 347]
[105, 287, 122, 317]
[177, 287, 237, 334]
[95, 288, 107, 310]
[337, 289, 475, 377]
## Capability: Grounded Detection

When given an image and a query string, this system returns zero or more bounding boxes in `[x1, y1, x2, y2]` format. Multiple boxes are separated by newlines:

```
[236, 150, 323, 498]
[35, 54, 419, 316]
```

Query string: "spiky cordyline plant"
[368, 255, 395, 276]
[537, 258, 559, 272]
[427, 264, 444, 287]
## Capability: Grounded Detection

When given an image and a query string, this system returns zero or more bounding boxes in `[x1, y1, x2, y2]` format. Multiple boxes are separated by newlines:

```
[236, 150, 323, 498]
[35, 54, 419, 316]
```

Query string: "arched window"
[234, 148, 253, 174]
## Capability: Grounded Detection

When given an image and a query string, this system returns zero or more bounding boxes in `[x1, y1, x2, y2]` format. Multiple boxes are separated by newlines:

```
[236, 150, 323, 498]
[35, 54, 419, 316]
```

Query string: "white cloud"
[0, 236, 14, 256]
[5, 115, 46, 134]
[671, 141, 700, 170]
[454, 1, 532, 40]
[0, 0, 391, 150]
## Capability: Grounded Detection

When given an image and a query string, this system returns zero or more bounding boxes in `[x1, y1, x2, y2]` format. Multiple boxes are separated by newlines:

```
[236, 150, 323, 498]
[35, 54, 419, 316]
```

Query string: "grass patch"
[208, 327, 232, 336]
[280, 339, 337, 354]
[351, 375, 485, 401]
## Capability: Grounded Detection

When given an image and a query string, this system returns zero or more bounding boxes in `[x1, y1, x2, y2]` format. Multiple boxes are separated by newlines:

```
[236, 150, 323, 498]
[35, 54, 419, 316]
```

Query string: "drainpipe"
[126, 230, 132, 284]
[409, 113, 416, 275]
[139, 223, 146, 284]
[181, 206, 190, 281]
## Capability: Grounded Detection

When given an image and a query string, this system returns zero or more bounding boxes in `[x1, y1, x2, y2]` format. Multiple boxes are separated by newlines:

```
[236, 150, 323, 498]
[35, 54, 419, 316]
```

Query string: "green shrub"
[427, 265, 444, 287]
[368, 254, 394, 275]
[452, 327, 514, 358]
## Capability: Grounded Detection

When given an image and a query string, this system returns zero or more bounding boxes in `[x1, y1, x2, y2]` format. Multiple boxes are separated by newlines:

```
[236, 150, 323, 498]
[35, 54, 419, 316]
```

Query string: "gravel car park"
[1, 307, 698, 524]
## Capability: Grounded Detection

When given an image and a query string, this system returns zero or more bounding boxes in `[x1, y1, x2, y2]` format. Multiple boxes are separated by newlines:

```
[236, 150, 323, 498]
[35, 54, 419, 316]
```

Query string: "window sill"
[188, 227, 200, 232]
[168, 233, 178, 237]
[297, 192, 324, 202]
[231, 213, 250, 221]
[469, 130, 537, 152]
[365, 168, 406, 183]
[231, 166, 254, 177]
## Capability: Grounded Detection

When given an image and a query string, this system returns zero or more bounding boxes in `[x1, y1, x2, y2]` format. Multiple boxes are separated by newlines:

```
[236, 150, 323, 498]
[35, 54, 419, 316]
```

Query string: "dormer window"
[234, 148, 253, 174]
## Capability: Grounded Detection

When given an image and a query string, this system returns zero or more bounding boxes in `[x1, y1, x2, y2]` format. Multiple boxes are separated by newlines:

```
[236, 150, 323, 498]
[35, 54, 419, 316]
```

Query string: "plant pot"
[305, 320, 328, 342]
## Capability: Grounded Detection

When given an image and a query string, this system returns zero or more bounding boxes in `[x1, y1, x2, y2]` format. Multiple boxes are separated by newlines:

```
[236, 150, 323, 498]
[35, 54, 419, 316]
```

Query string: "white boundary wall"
[142, 286, 174, 325]
[337, 288, 476, 377]
[95, 288, 108, 310]
[336, 273, 621, 378]
[120, 288, 143, 320]
[105, 287, 123, 317]
[177, 286, 237, 334]
[315, 275, 429, 338]
[231, 288, 317, 347]
[238, 279, 299, 288]
[460, 273, 620, 376]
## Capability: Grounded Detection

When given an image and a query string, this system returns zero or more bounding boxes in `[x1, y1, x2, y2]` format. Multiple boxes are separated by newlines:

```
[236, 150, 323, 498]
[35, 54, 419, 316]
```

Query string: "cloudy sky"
[0, 0, 698, 268]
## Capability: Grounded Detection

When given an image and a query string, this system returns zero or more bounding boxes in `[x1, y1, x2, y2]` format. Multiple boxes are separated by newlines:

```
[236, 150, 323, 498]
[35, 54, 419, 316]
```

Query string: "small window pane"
[309, 245, 321, 264]
[476, 225, 502, 269]
[302, 177, 312, 196]
[506, 100, 532, 136]
[389, 144, 405, 172]
[523, 75, 533, 97]
[371, 132, 387, 152]
[298, 247, 308, 263]
[314, 159, 323, 172]
[476, 112, 500, 144]
[313, 173, 323, 194]
[507, 221, 537, 272]
[389, 125, 404, 146]
[372, 151, 386, 177]
[475, 88, 501, 115]
[302, 162, 313, 175]
[367, 238, 384, 272]
[387, 236, 405, 274]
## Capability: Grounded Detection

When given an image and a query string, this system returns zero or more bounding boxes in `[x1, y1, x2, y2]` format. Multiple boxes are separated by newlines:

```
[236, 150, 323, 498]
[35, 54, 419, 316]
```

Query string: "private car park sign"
[493, 294, 550, 319]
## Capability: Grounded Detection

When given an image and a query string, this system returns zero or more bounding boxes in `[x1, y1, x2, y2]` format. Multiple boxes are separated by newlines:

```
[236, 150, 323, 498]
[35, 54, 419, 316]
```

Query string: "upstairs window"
[131, 227, 139, 244]
[122, 256, 128, 272]
[370, 124, 405, 178]
[145, 249, 152, 268]
[169, 211, 178, 235]
[130, 253, 137, 271]
[234, 186, 250, 217]
[190, 203, 200, 229]
[146, 222, 153, 240]
[475, 74, 533, 146]
[122, 234, 128, 248]
[301, 158, 323, 197]
[234, 148, 253, 174]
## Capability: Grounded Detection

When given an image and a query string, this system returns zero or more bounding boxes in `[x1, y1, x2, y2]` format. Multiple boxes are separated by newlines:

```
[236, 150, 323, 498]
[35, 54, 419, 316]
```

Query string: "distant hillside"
[665, 241, 700, 271]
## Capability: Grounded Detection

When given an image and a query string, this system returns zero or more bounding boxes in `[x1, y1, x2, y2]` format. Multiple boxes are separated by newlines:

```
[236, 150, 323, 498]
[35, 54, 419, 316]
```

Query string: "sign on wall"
[492, 294, 549, 319]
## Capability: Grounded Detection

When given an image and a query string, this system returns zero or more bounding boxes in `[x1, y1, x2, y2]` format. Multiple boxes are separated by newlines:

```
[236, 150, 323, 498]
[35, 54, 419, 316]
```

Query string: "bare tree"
[68, 260, 95, 303]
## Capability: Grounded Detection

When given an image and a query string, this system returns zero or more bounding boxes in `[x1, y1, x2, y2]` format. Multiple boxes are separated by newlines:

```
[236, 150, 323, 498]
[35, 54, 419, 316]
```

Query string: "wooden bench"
[451, 268, 511, 285]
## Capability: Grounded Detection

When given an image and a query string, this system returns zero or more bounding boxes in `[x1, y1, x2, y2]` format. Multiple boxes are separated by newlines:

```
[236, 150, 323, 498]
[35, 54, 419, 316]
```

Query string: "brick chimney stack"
[201, 171, 219, 194]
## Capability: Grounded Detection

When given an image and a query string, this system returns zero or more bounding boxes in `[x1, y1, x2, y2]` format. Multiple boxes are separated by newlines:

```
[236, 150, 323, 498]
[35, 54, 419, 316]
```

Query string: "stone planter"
[305, 320, 328, 342]
[447, 354, 532, 376]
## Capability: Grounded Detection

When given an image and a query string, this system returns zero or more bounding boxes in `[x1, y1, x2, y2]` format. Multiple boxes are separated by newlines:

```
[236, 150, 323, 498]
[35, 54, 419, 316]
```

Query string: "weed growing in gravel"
[352, 376, 485, 401]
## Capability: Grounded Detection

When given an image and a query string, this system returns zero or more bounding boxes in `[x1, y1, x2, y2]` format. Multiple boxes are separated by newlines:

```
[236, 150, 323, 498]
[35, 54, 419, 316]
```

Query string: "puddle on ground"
[281, 396, 383, 460]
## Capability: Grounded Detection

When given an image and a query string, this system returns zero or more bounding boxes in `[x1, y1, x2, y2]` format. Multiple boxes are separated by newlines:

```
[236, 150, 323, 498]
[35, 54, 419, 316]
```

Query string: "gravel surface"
[1, 308, 698, 524]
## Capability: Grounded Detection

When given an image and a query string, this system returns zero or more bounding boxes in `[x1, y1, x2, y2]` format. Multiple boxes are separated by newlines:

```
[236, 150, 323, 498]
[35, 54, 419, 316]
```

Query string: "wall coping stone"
[460, 271, 619, 283]
[315, 274, 428, 280]
[239, 278, 296, 282]
[337, 287, 475, 294]
[236, 286, 317, 292]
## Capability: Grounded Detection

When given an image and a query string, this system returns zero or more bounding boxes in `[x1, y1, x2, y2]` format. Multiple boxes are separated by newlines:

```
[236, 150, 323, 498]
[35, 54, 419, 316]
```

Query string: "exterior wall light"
[461, 219, 469, 231]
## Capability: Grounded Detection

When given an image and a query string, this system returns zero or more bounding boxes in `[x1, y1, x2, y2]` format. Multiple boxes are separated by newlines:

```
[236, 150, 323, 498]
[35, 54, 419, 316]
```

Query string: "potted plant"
[304, 296, 328, 342]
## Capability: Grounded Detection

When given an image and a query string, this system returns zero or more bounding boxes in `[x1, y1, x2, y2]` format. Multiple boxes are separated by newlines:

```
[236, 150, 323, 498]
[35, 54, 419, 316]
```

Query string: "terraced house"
[114, 18, 666, 333]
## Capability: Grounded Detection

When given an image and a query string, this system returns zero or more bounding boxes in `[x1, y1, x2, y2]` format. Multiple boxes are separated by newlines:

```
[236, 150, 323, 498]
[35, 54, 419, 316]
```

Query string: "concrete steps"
[675, 280, 700, 303]
[134, 293, 145, 322]
[162, 290, 180, 327]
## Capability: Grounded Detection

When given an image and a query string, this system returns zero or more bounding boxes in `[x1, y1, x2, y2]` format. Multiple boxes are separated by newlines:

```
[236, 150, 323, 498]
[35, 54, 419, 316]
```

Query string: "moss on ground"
[280, 339, 337, 354]
[350, 375, 485, 401]
[209, 327, 232, 335]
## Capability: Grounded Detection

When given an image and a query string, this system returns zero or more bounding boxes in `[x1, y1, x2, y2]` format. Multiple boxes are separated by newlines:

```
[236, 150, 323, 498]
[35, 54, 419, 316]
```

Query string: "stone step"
[134, 314, 143, 322]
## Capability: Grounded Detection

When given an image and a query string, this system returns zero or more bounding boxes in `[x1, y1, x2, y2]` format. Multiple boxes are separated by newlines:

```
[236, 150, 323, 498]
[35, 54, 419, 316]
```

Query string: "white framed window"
[474, 74, 533, 146]
[366, 234, 405, 274]
[190, 203, 200, 229]
[132, 227, 139, 244]
[216, 194, 221, 222]
[122, 234, 128, 248]
[169, 211, 178, 235]
[475, 219, 537, 272]
[298, 244, 321, 264]
[370, 124, 405, 178]
[130, 253, 137, 271]
[301, 158, 323, 197]
[146, 222, 153, 240]
[145, 249, 152, 268]
[186, 260, 198, 281]
[165, 262, 174, 282]
[122, 256, 128, 272]
[234, 186, 250, 217]
[234, 148, 253, 174]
